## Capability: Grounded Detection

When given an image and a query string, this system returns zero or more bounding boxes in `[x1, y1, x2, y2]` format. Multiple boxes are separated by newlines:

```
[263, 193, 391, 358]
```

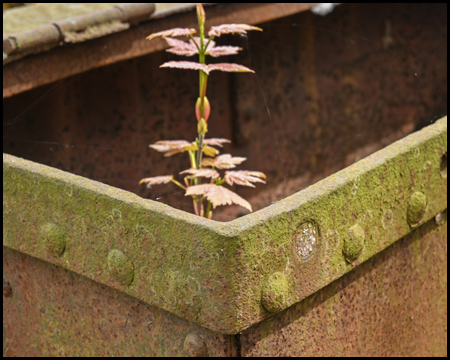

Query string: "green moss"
[107, 249, 134, 286]
[407, 191, 427, 226]
[261, 272, 288, 313]
[344, 224, 365, 261]
[41, 222, 66, 257]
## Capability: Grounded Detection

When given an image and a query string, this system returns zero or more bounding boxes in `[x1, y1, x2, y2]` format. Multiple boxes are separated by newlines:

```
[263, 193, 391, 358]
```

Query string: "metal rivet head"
[295, 223, 317, 260]
[343, 224, 365, 262]
[407, 191, 427, 227]
[435, 211, 446, 226]
[41, 223, 66, 257]
[107, 249, 134, 286]
[183, 332, 208, 357]
[261, 272, 288, 313]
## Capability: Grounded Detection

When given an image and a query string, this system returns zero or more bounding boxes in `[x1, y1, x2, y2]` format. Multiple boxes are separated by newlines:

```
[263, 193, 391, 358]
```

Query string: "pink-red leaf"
[149, 140, 192, 157]
[165, 37, 198, 57]
[180, 168, 220, 179]
[203, 138, 231, 147]
[139, 175, 173, 188]
[208, 24, 262, 37]
[160, 61, 254, 74]
[160, 61, 209, 73]
[207, 46, 242, 57]
[207, 63, 255, 73]
[224, 171, 266, 188]
[147, 28, 196, 40]
[201, 154, 246, 169]
[185, 184, 252, 212]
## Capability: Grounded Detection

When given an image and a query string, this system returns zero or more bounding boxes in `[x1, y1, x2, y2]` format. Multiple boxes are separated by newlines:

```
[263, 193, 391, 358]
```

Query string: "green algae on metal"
[2, 116, 447, 335]
[261, 272, 289, 313]
[107, 249, 134, 286]
[344, 224, 365, 262]
[41, 222, 66, 257]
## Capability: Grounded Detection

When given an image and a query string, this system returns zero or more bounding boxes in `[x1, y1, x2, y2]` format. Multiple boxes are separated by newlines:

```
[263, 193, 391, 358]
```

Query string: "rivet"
[407, 191, 427, 227]
[41, 223, 66, 257]
[435, 211, 446, 226]
[3, 279, 12, 298]
[107, 249, 134, 285]
[261, 272, 288, 313]
[183, 332, 208, 357]
[295, 223, 317, 259]
[343, 224, 365, 262]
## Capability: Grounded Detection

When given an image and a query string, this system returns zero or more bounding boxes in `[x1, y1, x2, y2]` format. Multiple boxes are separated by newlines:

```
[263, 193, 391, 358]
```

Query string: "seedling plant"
[140, 3, 266, 219]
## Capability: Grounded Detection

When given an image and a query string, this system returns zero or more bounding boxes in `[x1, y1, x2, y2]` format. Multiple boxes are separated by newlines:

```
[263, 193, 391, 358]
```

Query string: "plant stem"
[205, 200, 212, 219]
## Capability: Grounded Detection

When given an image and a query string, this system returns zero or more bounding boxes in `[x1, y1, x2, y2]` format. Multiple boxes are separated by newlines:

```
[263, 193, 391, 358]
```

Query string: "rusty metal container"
[3, 3, 447, 356]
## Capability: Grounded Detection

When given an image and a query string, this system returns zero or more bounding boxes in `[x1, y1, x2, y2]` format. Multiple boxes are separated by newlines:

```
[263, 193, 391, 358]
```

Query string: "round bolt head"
[261, 272, 288, 313]
[41, 222, 66, 257]
[435, 211, 446, 226]
[295, 223, 317, 259]
[344, 224, 365, 261]
[107, 249, 134, 286]
[407, 191, 427, 227]
[183, 332, 207, 357]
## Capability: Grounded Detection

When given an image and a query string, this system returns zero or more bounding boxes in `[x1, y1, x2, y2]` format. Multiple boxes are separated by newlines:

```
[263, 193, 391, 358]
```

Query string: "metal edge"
[2, 116, 447, 335]
[227, 116, 447, 332]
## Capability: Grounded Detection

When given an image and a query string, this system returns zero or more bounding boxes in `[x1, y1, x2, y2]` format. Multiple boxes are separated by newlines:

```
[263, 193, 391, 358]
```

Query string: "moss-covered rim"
[3, 117, 447, 334]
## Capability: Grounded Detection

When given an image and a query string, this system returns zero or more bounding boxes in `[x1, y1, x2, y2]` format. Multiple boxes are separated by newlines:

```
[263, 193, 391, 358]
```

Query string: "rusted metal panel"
[239, 215, 447, 356]
[3, 247, 236, 357]
[3, 117, 447, 336]
[3, 3, 317, 98]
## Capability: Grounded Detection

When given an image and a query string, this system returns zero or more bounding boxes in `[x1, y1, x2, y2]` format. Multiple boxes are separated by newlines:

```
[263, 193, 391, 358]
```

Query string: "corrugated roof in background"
[3, 3, 156, 64]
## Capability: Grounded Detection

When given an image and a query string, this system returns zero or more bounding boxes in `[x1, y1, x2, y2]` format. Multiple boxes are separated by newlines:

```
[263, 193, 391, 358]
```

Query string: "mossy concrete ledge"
[3, 117, 447, 334]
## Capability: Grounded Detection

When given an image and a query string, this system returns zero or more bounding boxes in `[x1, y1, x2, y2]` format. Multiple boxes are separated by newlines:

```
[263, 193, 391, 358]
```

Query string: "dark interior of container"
[3, 3, 447, 221]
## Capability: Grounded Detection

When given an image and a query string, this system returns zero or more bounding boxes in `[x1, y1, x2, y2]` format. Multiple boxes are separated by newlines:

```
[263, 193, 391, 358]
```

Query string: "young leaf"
[224, 171, 266, 187]
[160, 61, 254, 74]
[208, 24, 262, 37]
[185, 184, 252, 212]
[149, 140, 192, 157]
[139, 175, 174, 188]
[207, 63, 255, 73]
[160, 61, 209, 73]
[190, 37, 242, 57]
[208, 45, 242, 57]
[196, 3, 206, 26]
[165, 37, 199, 57]
[203, 138, 231, 147]
[202, 146, 219, 157]
[147, 28, 196, 40]
[202, 154, 246, 169]
[180, 168, 220, 179]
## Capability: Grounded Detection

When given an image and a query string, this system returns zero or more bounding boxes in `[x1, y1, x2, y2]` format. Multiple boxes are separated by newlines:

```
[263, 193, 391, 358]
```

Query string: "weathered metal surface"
[3, 117, 447, 335]
[239, 215, 447, 356]
[3, 3, 316, 98]
[2, 247, 236, 357]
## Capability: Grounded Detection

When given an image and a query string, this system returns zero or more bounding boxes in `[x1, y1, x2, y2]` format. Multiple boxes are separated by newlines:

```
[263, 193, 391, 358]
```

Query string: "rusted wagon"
[3, 3, 447, 356]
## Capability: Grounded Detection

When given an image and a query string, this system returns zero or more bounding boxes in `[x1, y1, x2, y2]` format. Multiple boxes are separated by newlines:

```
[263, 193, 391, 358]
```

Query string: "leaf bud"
[197, 118, 208, 135]
[195, 96, 211, 122]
